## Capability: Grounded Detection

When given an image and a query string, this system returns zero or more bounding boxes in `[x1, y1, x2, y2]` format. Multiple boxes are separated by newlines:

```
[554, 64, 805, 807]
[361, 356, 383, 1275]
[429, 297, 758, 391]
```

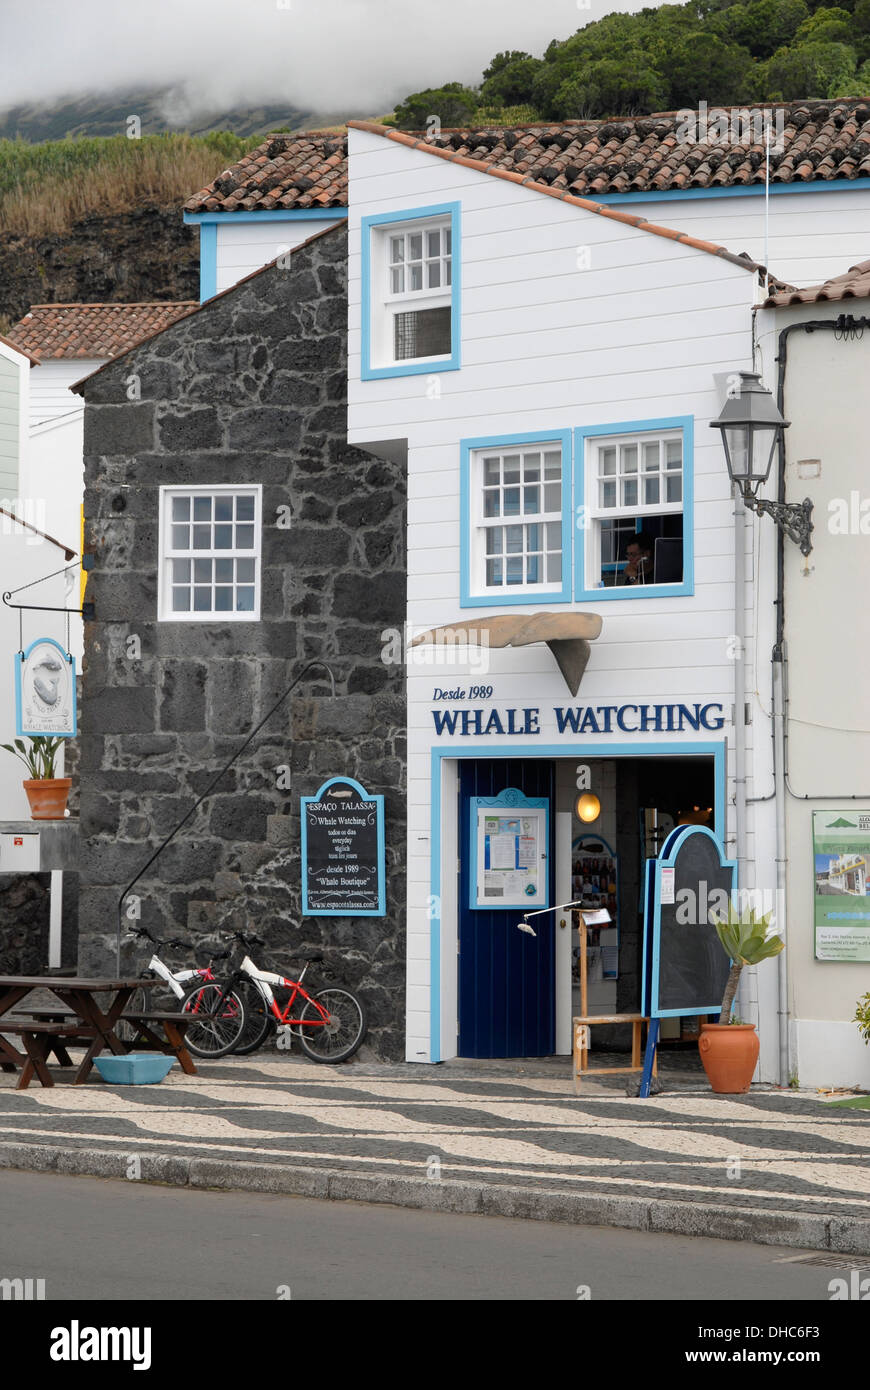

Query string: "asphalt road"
[0, 1170, 859, 1302]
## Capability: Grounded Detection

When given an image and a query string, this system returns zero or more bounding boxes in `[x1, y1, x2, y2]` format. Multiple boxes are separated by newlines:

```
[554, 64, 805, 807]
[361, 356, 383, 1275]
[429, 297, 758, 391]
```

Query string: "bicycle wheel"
[181, 981, 246, 1058]
[117, 987, 149, 1044]
[229, 978, 274, 1056]
[298, 987, 367, 1063]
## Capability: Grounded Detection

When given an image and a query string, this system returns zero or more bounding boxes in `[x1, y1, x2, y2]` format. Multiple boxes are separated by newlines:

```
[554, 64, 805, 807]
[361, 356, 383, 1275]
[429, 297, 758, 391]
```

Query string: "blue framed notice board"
[301, 776, 385, 917]
[469, 787, 549, 911]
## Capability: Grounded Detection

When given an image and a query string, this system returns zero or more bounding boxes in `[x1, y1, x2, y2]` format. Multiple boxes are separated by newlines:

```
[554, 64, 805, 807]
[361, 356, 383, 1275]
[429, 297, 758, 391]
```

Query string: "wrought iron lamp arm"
[741, 488, 814, 557]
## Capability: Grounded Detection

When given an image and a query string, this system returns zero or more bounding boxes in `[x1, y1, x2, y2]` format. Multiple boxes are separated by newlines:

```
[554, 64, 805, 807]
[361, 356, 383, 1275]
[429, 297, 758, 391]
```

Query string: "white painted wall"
[0, 338, 30, 501]
[756, 302, 870, 1090]
[597, 188, 870, 290]
[215, 217, 343, 294]
[0, 526, 73, 819]
[28, 359, 104, 427]
[20, 411, 84, 664]
[348, 128, 780, 1066]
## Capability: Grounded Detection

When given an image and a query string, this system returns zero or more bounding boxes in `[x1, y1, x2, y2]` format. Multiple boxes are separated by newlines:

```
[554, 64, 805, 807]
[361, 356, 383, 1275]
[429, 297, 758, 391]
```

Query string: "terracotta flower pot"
[698, 1023, 759, 1094]
[23, 778, 72, 820]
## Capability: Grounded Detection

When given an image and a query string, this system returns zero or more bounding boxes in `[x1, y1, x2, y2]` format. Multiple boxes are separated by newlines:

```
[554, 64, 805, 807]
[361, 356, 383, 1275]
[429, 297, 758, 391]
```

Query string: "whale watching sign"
[301, 776, 385, 917]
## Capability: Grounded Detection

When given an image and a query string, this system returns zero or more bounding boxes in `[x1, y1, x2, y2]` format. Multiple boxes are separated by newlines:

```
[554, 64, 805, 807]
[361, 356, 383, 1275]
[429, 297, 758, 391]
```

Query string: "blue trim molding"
[592, 177, 870, 207]
[361, 202, 461, 381]
[428, 739, 726, 1061]
[199, 223, 217, 303]
[460, 429, 572, 608]
[184, 210, 348, 224]
[573, 416, 694, 602]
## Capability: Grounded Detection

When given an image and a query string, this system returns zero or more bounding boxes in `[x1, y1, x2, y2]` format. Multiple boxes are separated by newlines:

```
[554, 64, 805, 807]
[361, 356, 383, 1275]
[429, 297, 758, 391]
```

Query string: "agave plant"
[1, 735, 64, 780]
[709, 902, 785, 1025]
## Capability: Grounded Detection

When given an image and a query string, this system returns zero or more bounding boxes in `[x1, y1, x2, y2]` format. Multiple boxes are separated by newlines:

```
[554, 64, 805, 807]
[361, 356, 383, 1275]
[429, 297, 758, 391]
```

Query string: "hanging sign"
[813, 811, 870, 961]
[301, 776, 385, 917]
[15, 637, 76, 736]
[470, 788, 549, 911]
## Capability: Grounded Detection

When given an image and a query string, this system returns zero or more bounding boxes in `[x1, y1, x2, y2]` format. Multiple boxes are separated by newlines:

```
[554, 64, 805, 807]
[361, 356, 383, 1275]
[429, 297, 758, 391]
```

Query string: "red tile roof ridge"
[764, 257, 870, 306]
[348, 120, 779, 283]
[0, 331, 40, 366]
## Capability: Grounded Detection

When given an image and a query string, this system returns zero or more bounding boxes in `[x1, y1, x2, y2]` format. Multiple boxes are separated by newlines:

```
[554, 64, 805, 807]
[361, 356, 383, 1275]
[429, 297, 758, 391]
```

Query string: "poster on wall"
[813, 810, 870, 961]
[14, 637, 77, 736]
[471, 791, 548, 911]
[571, 835, 619, 979]
[301, 776, 385, 917]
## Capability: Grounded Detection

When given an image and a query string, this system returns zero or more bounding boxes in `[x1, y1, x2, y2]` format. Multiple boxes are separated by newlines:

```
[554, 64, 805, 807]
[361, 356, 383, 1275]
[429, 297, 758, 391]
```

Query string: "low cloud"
[0, 0, 643, 118]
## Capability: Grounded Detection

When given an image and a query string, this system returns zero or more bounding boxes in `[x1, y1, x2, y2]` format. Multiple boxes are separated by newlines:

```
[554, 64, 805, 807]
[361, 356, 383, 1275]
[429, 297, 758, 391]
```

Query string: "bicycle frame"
[238, 956, 331, 1030]
[140, 953, 214, 1000]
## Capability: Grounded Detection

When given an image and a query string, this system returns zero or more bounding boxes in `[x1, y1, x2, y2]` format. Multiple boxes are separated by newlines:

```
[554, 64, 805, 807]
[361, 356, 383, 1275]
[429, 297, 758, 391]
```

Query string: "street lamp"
[711, 370, 813, 556]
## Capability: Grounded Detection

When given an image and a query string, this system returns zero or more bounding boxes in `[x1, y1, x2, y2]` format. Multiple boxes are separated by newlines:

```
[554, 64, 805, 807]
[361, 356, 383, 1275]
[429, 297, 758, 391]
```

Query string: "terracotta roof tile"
[6, 302, 198, 361]
[764, 258, 870, 306]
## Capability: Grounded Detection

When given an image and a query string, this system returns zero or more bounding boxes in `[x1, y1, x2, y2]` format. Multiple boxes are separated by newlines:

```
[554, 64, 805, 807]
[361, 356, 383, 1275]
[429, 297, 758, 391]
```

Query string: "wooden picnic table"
[0, 976, 197, 1089]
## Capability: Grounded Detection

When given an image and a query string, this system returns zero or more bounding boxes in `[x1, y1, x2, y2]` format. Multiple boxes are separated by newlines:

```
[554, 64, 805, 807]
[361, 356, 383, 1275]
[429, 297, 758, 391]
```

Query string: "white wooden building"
[345, 121, 787, 1074]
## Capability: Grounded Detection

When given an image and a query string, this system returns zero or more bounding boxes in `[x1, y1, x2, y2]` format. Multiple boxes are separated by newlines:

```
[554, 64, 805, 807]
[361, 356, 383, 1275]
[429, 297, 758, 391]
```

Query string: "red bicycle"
[184, 931, 367, 1063]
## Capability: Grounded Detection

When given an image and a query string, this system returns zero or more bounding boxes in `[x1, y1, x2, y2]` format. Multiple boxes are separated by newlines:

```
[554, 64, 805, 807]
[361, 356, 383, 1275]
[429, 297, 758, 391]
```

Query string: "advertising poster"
[813, 810, 870, 961]
[475, 807, 548, 910]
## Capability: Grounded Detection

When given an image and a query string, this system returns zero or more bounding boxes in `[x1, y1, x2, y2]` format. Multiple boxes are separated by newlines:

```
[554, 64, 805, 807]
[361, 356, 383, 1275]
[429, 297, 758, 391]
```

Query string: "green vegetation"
[1, 736, 65, 780]
[708, 903, 785, 1025]
[390, 1, 870, 126]
[855, 990, 870, 1044]
[0, 131, 263, 237]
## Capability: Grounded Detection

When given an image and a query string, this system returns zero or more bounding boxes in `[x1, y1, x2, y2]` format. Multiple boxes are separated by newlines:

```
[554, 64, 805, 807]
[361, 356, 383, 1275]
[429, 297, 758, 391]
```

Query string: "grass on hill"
[0, 131, 264, 237]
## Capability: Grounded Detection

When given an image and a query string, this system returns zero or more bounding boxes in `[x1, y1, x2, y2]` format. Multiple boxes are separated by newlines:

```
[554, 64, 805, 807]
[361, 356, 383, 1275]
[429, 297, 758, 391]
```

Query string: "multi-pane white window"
[473, 443, 563, 592]
[379, 218, 452, 364]
[159, 486, 261, 620]
[586, 430, 684, 587]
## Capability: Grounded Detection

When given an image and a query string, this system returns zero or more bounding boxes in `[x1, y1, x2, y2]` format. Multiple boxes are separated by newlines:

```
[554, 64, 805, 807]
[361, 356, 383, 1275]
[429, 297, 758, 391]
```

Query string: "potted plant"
[698, 903, 785, 1094]
[1, 736, 71, 820]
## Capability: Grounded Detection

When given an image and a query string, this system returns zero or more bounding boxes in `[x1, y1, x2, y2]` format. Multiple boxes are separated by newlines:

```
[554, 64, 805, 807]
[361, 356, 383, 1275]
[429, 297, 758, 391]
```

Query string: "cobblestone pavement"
[0, 1051, 868, 1219]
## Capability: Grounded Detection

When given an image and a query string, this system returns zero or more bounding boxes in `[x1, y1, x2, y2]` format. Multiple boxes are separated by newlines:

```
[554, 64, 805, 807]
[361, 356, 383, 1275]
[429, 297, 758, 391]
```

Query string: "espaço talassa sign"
[301, 777, 386, 917]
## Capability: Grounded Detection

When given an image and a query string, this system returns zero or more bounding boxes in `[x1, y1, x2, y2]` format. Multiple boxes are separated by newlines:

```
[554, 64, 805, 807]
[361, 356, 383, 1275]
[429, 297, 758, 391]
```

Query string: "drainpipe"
[732, 490, 750, 1018]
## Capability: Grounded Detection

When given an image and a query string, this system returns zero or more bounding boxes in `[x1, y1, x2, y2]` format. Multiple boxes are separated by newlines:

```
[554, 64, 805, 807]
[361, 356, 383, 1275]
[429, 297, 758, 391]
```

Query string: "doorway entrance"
[455, 751, 717, 1059]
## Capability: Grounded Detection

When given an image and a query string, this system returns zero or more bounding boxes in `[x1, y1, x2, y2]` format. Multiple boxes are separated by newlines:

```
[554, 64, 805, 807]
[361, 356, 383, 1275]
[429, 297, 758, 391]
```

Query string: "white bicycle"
[119, 925, 247, 1059]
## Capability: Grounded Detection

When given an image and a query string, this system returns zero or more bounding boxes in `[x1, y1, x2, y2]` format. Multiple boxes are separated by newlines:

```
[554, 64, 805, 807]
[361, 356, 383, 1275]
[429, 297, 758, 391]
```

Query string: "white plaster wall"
[21, 411, 84, 663]
[0, 530, 72, 819]
[754, 303, 870, 1086]
[348, 129, 780, 1063]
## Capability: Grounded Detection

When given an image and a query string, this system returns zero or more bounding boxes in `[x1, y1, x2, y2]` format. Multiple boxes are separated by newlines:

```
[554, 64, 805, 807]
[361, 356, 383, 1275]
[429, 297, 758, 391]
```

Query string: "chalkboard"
[301, 776, 385, 917]
[644, 825, 736, 1017]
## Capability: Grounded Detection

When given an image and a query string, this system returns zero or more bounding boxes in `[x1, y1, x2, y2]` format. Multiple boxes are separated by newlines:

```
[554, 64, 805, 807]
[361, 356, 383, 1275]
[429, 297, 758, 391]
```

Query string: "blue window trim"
[361, 202, 461, 381]
[428, 740, 726, 1062]
[183, 210, 348, 224]
[460, 429, 572, 608]
[573, 416, 694, 602]
[199, 223, 217, 303]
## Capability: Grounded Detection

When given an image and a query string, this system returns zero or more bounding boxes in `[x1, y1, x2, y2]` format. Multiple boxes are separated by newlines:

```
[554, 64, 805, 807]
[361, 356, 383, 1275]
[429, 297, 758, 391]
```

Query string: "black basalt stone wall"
[78, 223, 408, 1059]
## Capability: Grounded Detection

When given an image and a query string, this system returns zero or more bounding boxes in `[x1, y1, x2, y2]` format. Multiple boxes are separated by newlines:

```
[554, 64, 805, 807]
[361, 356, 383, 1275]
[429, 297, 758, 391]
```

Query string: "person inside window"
[619, 531, 654, 586]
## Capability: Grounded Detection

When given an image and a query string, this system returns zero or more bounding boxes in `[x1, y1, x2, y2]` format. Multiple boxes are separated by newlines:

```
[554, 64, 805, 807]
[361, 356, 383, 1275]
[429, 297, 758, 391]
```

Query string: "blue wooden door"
[458, 760, 555, 1057]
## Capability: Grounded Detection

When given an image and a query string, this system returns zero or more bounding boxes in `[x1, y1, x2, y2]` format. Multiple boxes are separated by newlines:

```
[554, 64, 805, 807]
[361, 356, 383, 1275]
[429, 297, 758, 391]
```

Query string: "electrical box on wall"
[0, 833, 40, 873]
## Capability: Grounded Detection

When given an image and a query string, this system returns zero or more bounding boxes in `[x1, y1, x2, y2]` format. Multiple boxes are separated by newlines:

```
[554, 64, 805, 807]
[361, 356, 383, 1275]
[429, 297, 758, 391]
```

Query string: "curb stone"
[1, 1140, 869, 1254]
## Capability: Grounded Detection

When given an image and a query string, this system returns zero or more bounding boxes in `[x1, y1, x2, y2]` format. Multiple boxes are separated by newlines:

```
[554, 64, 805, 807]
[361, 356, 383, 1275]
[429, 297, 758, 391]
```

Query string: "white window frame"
[584, 428, 684, 591]
[157, 484, 262, 622]
[468, 439, 566, 600]
[370, 215, 453, 370]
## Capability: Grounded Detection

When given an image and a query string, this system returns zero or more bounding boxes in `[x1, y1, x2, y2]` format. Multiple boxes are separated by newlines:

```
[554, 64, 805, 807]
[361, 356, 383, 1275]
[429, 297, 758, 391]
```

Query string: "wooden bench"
[0, 1021, 97, 1089]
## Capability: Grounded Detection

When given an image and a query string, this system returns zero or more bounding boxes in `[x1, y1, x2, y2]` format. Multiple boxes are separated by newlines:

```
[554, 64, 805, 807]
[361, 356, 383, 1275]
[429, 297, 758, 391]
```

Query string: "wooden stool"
[572, 1013, 657, 1092]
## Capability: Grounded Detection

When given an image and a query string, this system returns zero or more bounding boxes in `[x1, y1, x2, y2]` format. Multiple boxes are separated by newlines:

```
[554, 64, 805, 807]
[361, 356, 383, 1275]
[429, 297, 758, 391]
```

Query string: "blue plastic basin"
[93, 1053, 175, 1085]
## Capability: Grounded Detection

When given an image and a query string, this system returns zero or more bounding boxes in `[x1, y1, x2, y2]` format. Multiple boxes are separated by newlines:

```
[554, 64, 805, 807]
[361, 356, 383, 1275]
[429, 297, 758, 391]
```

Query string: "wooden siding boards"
[28, 360, 99, 427]
[347, 127, 776, 1062]
[0, 351, 21, 496]
[214, 217, 343, 294]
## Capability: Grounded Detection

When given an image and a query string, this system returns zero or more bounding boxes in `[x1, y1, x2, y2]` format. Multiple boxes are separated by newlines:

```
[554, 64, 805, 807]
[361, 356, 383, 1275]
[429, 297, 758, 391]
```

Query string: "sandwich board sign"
[639, 824, 736, 1096]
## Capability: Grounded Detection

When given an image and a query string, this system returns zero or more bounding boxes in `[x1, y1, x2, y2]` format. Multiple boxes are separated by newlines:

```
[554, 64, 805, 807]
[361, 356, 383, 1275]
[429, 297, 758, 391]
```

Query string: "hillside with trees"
[389, 0, 870, 126]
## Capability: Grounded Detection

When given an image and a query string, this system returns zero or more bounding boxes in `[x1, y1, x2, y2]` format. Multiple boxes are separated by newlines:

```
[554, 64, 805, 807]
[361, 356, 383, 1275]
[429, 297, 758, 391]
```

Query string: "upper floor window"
[575, 418, 693, 601]
[361, 203, 461, 380]
[461, 431, 571, 607]
[158, 485, 261, 621]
